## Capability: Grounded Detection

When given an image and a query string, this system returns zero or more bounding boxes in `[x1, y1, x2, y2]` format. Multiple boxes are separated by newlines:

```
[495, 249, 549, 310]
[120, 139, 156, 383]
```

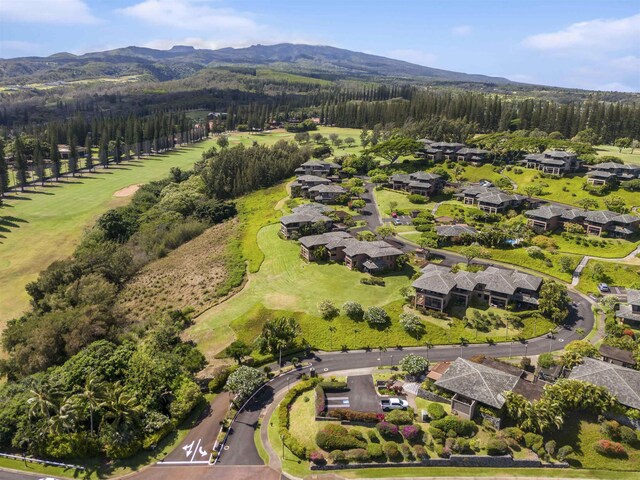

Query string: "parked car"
[598, 283, 610, 293]
[479, 180, 494, 187]
[394, 219, 402, 225]
[391, 212, 397, 218]
[380, 397, 409, 411]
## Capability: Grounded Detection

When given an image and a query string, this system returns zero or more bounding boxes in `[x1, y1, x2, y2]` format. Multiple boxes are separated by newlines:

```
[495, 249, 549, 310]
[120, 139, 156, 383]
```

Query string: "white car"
[380, 397, 409, 411]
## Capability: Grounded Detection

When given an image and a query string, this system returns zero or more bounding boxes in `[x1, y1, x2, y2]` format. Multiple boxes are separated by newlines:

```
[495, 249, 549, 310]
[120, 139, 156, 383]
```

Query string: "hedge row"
[277, 378, 321, 459]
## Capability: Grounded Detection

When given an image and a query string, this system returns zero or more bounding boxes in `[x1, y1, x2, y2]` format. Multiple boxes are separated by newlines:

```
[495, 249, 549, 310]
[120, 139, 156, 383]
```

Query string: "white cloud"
[118, 0, 257, 31]
[388, 49, 437, 66]
[0, 0, 98, 24]
[523, 13, 640, 53]
[452, 25, 472, 36]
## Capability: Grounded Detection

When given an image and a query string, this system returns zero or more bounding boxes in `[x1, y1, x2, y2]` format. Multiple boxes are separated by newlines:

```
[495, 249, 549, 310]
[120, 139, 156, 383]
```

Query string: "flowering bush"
[310, 451, 326, 465]
[401, 424, 423, 443]
[376, 421, 399, 438]
[594, 439, 627, 458]
[329, 409, 381, 424]
[364, 306, 389, 325]
[399, 353, 429, 376]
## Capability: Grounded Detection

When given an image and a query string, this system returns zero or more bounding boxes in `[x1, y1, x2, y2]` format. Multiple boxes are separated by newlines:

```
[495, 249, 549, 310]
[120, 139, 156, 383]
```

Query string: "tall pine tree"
[84, 134, 94, 172]
[68, 135, 78, 177]
[99, 138, 108, 169]
[14, 136, 28, 192]
[34, 140, 45, 186]
[0, 139, 8, 197]
[50, 140, 61, 181]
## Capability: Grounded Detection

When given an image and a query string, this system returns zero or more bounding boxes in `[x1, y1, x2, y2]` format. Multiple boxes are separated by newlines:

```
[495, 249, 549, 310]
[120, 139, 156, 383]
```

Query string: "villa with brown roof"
[412, 264, 542, 311]
[568, 358, 640, 411]
[455, 147, 490, 164]
[586, 162, 640, 185]
[294, 159, 342, 178]
[525, 205, 638, 238]
[298, 232, 403, 273]
[599, 345, 637, 369]
[521, 150, 581, 176]
[308, 184, 347, 203]
[435, 357, 543, 419]
[390, 171, 445, 197]
[290, 175, 331, 198]
[279, 203, 333, 238]
[456, 186, 527, 214]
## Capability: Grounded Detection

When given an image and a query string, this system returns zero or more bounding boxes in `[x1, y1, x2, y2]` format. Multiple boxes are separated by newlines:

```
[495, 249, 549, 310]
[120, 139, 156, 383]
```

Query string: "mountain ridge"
[0, 42, 516, 86]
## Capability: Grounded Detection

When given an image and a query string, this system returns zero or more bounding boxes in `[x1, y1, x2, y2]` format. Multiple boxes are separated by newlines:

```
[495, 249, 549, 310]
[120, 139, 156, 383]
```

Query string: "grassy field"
[374, 188, 436, 216]
[595, 144, 640, 165]
[0, 141, 217, 328]
[551, 233, 639, 258]
[577, 259, 640, 294]
[447, 245, 580, 282]
[116, 219, 244, 320]
[547, 416, 640, 471]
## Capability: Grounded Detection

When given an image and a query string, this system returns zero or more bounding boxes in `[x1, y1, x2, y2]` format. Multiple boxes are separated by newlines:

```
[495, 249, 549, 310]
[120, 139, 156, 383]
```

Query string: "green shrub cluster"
[315, 424, 367, 451]
[431, 416, 478, 438]
[277, 378, 320, 459]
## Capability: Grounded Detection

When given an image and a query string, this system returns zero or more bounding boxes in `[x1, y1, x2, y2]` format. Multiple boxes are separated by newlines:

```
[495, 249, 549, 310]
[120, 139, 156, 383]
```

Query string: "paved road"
[218, 287, 593, 467]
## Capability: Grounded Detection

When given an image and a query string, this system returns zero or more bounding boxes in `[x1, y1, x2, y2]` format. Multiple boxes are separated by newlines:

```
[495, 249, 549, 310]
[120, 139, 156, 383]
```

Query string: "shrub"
[431, 416, 478, 438]
[364, 306, 389, 325]
[360, 276, 385, 286]
[342, 301, 364, 320]
[399, 354, 429, 376]
[487, 438, 509, 456]
[399, 443, 413, 460]
[452, 437, 471, 454]
[315, 424, 366, 451]
[594, 439, 627, 458]
[344, 448, 370, 463]
[329, 409, 381, 424]
[601, 420, 621, 440]
[383, 441, 403, 461]
[385, 408, 414, 425]
[402, 424, 423, 443]
[318, 381, 348, 393]
[537, 352, 556, 369]
[310, 451, 326, 465]
[427, 402, 446, 420]
[408, 194, 427, 204]
[367, 429, 379, 442]
[314, 385, 326, 416]
[502, 427, 525, 444]
[524, 432, 544, 450]
[545, 440, 557, 456]
[329, 449, 347, 464]
[399, 313, 424, 336]
[413, 444, 429, 461]
[429, 427, 446, 442]
[376, 421, 399, 438]
[619, 425, 638, 446]
[367, 442, 385, 460]
[557, 445, 573, 461]
[318, 300, 339, 320]
[208, 365, 236, 393]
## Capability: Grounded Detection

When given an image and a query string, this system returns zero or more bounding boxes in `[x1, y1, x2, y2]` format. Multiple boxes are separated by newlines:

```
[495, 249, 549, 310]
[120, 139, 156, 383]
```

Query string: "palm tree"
[256, 317, 301, 365]
[102, 382, 141, 430]
[27, 380, 59, 420]
[75, 372, 105, 435]
[49, 398, 78, 435]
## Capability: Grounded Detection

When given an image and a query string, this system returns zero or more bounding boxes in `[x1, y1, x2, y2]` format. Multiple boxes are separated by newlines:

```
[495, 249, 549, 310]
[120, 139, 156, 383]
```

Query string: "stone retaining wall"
[416, 387, 449, 403]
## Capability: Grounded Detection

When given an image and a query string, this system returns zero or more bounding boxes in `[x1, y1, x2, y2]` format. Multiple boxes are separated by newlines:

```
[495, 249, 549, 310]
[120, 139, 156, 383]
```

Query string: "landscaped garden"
[265, 371, 640, 477]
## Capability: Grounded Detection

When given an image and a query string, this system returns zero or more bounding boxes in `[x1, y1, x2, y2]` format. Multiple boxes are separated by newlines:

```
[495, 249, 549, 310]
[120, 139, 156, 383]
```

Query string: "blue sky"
[1, 0, 639, 91]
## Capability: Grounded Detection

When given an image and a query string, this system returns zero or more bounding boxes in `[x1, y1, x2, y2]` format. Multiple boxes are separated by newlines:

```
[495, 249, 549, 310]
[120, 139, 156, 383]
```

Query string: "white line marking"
[156, 461, 210, 465]
[190, 438, 202, 462]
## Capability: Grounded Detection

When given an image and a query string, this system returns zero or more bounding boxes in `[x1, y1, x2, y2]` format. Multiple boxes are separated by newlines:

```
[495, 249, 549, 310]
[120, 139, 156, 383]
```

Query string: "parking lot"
[325, 375, 394, 413]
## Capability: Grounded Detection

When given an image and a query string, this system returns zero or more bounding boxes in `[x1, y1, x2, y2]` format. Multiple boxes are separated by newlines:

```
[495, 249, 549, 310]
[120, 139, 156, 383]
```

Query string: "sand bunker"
[113, 184, 142, 197]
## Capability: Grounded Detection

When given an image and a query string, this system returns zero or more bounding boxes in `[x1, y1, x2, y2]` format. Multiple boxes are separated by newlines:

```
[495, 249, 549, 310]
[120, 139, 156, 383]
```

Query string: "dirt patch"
[117, 219, 242, 320]
[113, 184, 142, 197]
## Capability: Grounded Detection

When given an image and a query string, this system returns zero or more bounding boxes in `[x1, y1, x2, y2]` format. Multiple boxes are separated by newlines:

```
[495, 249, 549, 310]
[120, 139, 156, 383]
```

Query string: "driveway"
[346, 375, 381, 412]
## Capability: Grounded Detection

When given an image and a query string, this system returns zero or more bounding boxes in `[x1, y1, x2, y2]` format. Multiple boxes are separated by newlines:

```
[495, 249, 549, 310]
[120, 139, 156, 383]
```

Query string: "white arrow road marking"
[182, 440, 195, 458]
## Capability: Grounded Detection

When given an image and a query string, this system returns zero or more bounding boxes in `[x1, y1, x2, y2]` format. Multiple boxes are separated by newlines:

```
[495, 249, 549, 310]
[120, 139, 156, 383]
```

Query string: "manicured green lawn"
[595, 144, 640, 166]
[373, 188, 434, 216]
[577, 260, 640, 294]
[0, 141, 217, 328]
[547, 416, 640, 471]
[289, 392, 322, 452]
[551, 233, 639, 258]
[447, 245, 580, 282]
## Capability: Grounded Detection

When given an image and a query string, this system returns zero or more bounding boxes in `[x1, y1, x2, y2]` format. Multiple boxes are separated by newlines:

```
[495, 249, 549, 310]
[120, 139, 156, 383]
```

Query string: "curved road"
[218, 289, 593, 467]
